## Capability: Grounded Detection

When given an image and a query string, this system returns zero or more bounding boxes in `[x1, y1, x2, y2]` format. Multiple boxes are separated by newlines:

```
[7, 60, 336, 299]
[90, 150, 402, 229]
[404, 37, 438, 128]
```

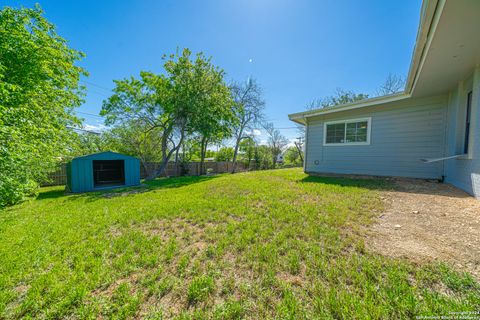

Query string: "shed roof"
[72, 151, 139, 161]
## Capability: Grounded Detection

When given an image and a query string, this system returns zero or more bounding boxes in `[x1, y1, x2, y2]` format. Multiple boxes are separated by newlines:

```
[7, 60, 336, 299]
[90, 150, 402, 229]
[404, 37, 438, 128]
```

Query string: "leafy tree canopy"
[0, 5, 86, 207]
[307, 88, 369, 110]
[214, 147, 234, 162]
[101, 48, 233, 178]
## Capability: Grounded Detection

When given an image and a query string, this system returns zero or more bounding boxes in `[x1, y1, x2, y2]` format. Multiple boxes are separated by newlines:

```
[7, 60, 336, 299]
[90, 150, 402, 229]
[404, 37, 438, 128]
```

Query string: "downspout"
[441, 92, 451, 181]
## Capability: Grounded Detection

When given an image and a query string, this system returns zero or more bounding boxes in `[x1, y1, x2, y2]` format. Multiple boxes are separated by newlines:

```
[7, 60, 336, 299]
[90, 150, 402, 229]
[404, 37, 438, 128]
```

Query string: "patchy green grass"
[0, 168, 478, 319]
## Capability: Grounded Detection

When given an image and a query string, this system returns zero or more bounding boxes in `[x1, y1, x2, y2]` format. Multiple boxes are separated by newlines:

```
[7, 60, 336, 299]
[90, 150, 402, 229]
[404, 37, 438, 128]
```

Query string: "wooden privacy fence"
[42, 161, 257, 187]
[141, 161, 256, 178]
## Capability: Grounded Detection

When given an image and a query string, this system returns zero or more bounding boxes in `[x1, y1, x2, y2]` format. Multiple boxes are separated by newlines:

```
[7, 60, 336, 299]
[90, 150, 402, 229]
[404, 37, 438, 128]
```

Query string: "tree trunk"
[141, 161, 150, 178]
[174, 144, 181, 177]
[199, 136, 208, 175]
[231, 134, 242, 173]
[148, 128, 184, 179]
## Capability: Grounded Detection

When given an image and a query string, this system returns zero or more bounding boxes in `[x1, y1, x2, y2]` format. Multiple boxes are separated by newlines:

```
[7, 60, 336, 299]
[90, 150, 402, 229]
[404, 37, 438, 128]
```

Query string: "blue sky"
[5, 0, 421, 143]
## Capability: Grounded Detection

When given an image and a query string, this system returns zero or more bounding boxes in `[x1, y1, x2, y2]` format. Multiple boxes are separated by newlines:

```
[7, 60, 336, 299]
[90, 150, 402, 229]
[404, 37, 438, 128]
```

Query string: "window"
[324, 118, 371, 146]
[464, 91, 472, 154]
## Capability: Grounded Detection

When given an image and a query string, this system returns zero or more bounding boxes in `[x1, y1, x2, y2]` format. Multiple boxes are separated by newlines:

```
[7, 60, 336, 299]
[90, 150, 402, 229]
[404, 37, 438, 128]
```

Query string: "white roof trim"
[288, 93, 410, 124]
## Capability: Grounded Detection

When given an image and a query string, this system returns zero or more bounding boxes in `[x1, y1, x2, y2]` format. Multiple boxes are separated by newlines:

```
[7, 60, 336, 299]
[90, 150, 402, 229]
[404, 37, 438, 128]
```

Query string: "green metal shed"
[66, 151, 140, 193]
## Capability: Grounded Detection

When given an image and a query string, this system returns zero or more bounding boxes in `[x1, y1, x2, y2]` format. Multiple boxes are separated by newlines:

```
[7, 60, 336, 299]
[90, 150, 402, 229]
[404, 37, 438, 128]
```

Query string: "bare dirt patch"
[367, 179, 480, 279]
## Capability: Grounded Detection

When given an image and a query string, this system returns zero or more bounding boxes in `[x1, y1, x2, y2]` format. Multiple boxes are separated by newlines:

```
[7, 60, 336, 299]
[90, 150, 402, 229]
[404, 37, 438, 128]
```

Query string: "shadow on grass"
[143, 174, 219, 190]
[299, 175, 393, 191]
[299, 174, 471, 198]
[62, 174, 221, 202]
[36, 189, 66, 201]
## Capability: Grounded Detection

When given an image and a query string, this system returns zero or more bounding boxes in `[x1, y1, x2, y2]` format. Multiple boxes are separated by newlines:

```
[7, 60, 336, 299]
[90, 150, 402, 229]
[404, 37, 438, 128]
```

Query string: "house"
[288, 0, 480, 198]
[276, 153, 285, 164]
[66, 151, 140, 193]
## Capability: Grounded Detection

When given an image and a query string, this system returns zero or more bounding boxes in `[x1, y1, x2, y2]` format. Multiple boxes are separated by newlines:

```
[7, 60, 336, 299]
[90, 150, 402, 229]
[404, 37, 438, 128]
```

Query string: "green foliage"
[101, 48, 233, 178]
[0, 5, 86, 207]
[239, 137, 256, 167]
[254, 145, 274, 169]
[307, 88, 369, 110]
[214, 147, 234, 162]
[69, 132, 108, 158]
[284, 146, 302, 165]
[0, 169, 478, 317]
[102, 120, 164, 174]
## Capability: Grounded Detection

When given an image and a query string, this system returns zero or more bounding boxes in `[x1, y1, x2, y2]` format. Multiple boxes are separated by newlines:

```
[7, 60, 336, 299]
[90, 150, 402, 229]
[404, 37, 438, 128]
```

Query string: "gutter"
[406, 0, 444, 93]
[288, 92, 409, 122]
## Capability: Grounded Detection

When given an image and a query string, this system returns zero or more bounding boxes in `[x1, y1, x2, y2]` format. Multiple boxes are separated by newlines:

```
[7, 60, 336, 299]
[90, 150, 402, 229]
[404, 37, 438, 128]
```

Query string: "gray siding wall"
[305, 96, 448, 179]
[444, 68, 480, 197]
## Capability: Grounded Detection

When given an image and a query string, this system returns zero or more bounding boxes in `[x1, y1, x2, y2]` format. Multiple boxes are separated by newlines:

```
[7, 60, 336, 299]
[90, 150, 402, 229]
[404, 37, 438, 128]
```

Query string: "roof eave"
[288, 116, 306, 125]
[405, 0, 443, 93]
[288, 92, 410, 120]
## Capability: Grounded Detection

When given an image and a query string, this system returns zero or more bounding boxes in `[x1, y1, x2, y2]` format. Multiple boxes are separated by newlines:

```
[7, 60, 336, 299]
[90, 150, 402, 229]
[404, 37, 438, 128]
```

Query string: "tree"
[254, 145, 273, 170]
[230, 78, 265, 173]
[264, 122, 289, 168]
[188, 61, 235, 174]
[102, 120, 163, 176]
[214, 147, 234, 162]
[239, 137, 256, 169]
[101, 72, 170, 177]
[70, 131, 107, 157]
[284, 146, 302, 165]
[306, 88, 369, 111]
[101, 48, 230, 178]
[0, 5, 86, 207]
[298, 88, 369, 149]
[376, 73, 405, 96]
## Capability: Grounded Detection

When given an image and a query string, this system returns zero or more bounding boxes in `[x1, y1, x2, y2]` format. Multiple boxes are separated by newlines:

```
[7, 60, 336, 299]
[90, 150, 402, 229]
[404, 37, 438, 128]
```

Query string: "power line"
[67, 126, 101, 135]
[80, 80, 299, 130]
[77, 111, 105, 118]
[80, 80, 112, 92]
[274, 127, 300, 130]
[86, 89, 111, 98]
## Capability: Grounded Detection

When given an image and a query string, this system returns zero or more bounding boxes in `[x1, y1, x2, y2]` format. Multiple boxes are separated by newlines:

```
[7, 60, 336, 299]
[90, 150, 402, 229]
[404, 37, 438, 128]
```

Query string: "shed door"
[93, 160, 125, 187]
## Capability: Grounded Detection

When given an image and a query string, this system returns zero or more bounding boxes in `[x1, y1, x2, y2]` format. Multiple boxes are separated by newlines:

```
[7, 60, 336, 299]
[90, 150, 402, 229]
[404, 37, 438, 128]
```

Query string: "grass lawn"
[0, 168, 478, 319]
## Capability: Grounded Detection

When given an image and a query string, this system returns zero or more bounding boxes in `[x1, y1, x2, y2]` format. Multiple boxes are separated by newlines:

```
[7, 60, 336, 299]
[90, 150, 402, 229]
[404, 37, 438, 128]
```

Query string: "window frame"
[323, 117, 372, 146]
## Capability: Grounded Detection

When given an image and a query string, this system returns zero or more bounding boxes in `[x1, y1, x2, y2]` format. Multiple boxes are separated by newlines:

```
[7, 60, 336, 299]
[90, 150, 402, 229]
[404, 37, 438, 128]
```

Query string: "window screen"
[346, 121, 368, 143]
[326, 123, 346, 143]
[325, 118, 370, 145]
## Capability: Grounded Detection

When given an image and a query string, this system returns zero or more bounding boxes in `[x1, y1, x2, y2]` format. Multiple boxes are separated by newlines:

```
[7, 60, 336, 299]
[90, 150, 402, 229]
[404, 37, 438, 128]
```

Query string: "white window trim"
[323, 117, 372, 146]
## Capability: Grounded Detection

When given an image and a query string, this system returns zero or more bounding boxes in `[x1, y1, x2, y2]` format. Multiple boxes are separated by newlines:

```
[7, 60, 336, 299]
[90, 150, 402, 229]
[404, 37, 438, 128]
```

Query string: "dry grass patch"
[368, 178, 480, 280]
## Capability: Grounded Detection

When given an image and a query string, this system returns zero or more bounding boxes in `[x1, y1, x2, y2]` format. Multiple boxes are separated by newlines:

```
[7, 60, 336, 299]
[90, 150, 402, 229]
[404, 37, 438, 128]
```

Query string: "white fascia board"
[288, 93, 410, 121]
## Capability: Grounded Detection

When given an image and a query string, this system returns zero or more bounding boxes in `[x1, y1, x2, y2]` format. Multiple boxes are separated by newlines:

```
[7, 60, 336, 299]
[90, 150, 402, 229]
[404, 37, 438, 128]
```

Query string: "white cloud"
[245, 129, 262, 136]
[83, 123, 107, 132]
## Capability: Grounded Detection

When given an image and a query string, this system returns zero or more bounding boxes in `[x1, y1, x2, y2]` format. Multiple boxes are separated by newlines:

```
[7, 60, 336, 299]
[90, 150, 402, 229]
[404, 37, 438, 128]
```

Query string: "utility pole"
[294, 136, 304, 163]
